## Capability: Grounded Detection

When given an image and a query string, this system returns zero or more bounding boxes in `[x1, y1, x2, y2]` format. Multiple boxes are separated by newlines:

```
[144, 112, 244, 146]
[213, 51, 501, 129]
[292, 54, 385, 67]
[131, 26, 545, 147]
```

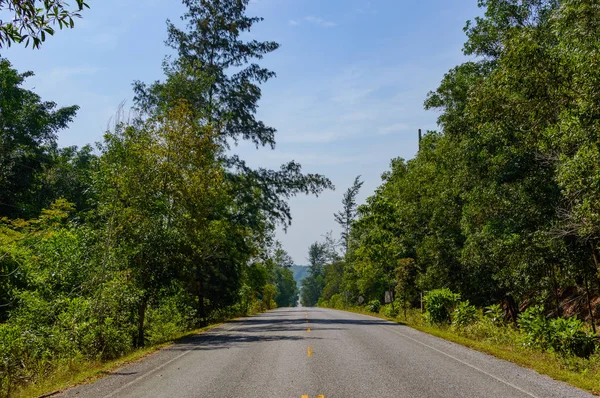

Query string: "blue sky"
[2, 0, 481, 264]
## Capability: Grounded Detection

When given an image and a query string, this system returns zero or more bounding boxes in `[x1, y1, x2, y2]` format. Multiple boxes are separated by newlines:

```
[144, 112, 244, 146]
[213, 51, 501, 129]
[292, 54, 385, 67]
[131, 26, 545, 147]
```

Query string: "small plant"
[518, 306, 597, 358]
[423, 288, 461, 324]
[484, 303, 504, 325]
[452, 300, 478, 329]
[366, 300, 381, 313]
[383, 304, 399, 318]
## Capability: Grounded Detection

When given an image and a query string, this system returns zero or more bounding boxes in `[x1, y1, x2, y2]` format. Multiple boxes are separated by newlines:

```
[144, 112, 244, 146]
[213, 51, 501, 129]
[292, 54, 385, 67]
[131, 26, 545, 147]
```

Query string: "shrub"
[518, 306, 597, 358]
[423, 288, 460, 324]
[382, 304, 399, 318]
[452, 300, 478, 328]
[366, 300, 381, 313]
[329, 293, 345, 309]
[146, 298, 190, 345]
[484, 303, 504, 325]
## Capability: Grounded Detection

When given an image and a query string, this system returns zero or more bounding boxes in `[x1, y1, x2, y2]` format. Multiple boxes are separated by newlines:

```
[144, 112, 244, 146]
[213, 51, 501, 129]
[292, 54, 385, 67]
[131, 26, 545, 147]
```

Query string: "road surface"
[58, 307, 593, 398]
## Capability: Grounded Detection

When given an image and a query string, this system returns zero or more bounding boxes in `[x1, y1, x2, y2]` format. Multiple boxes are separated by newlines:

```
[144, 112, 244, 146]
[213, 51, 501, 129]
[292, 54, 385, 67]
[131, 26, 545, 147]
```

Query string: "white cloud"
[279, 131, 340, 144]
[379, 123, 410, 135]
[289, 16, 337, 28]
[304, 16, 337, 27]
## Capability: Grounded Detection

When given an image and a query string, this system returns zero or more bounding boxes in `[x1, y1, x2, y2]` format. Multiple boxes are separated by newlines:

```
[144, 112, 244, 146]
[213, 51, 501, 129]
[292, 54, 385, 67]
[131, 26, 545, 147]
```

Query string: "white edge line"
[102, 324, 238, 398]
[380, 325, 540, 398]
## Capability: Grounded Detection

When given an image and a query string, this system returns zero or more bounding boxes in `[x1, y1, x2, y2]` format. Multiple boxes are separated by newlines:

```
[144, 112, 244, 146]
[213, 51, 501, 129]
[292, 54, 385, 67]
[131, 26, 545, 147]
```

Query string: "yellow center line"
[307, 346, 312, 357]
[317, 395, 325, 398]
[301, 395, 309, 398]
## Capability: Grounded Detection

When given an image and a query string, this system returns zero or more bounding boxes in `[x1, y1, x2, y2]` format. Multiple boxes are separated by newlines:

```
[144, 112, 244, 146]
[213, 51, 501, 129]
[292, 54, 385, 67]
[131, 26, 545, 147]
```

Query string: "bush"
[146, 298, 190, 345]
[329, 293, 345, 309]
[484, 303, 504, 325]
[518, 306, 597, 358]
[366, 300, 381, 313]
[423, 288, 460, 324]
[452, 301, 478, 329]
[382, 304, 399, 318]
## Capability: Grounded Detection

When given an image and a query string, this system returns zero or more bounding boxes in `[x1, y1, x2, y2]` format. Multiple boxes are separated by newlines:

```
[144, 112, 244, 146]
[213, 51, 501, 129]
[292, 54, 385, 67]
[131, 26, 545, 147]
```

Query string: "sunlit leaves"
[0, 0, 89, 49]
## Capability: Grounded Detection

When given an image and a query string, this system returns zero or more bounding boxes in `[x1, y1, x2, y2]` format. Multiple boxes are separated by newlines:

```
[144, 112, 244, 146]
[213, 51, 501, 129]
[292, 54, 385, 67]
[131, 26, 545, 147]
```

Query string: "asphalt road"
[58, 307, 593, 398]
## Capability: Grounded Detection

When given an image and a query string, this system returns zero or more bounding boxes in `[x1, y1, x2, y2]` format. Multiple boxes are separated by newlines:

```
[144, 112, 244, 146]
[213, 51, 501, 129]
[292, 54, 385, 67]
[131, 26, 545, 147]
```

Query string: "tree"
[273, 267, 298, 307]
[0, 0, 89, 49]
[300, 241, 328, 307]
[272, 241, 294, 268]
[163, 0, 278, 147]
[0, 58, 79, 219]
[96, 100, 226, 341]
[334, 175, 364, 252]
[133, 0, 333, 229]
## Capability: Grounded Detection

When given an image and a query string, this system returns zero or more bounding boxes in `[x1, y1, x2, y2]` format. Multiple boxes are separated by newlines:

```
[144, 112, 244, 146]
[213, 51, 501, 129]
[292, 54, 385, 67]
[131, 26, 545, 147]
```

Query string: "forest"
[4, 0, 600, 395]
[303, 0, 600, 358]
[0, 0, 333, 395]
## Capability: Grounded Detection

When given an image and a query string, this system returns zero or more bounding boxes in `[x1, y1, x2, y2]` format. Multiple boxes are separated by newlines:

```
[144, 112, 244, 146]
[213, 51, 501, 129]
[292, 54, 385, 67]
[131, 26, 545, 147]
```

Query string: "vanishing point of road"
[58, 307, 593, 398]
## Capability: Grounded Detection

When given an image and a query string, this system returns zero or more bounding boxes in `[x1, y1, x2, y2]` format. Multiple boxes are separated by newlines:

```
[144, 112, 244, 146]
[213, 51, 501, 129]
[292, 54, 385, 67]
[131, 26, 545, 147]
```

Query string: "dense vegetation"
[310, 0, 600, 356]
[0, 0, 328, 395]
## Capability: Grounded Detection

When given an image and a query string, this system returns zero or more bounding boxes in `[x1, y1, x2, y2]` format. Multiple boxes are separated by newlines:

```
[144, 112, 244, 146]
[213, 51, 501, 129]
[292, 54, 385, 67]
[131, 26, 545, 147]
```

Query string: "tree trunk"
[504, 294, 518, 324]
[136, 296, 148, 347]
[196, 265, 207, 326]
[584, 273, 597, 335]
[550, 263, 561, 317]
[590, 241, 600, 291]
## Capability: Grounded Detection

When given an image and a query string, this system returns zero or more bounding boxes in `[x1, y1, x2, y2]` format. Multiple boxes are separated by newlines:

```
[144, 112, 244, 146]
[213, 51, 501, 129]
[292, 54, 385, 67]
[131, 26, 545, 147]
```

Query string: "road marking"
[102, 324, 239, 398]
[308, 346, 313, 357]
[307, 327, 311, 332]
[302, 395, 309, 398]
[317, 395, 325, 398]
[380, 325, 541, 398]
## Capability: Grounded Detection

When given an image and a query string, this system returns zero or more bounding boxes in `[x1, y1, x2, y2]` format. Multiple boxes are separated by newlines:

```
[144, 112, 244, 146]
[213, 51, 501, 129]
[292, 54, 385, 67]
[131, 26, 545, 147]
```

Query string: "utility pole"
[418, 128, 422, 150]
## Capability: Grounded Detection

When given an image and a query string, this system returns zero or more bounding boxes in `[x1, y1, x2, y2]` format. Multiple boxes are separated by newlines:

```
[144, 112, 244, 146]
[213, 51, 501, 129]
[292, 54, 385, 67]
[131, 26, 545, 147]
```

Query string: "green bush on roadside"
[366, 300, 381, 313]
[452, 301, 478, 329]
[423, 288, 461, 324]
[329, 293, 345, 309]
[518, 306, 597, 358]
[382, 303, 399, 318]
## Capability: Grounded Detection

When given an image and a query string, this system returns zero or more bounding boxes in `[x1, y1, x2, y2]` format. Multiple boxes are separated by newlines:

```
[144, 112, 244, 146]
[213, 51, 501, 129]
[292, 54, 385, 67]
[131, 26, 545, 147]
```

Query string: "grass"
[330, 306, 600, 396]
[12, 322, 229, 398]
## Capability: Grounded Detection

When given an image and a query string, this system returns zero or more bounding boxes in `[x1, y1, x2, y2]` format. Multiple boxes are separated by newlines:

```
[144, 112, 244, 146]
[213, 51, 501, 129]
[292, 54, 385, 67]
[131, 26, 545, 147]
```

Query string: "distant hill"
[290, 265, 310, 289]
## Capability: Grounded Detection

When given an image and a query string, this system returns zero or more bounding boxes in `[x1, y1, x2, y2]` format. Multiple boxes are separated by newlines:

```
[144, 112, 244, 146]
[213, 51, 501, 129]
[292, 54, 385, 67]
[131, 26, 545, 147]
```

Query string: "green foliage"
[519, 306, 597, 358]
[382, 304, 399, 318]
[273, 266, 299, 307]
[0, 0, 89, 49]
[484, 304, 504, 325]
[328, 293, 346, 310]
[366, 300, 381, 313]
[334, 175, 364, 251]
[0, 58, 80, 219]
[452, 301, 479, 329]
[314, 0, 600, 343]
[424, 289, 461, 325]
[0, 1, 332, 394]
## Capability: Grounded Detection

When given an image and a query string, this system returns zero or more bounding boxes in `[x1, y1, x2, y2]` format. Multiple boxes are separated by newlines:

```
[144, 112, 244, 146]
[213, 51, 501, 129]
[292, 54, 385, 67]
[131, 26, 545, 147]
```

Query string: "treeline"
[309, 0, 600, 329]
[0, 0, 331, 395]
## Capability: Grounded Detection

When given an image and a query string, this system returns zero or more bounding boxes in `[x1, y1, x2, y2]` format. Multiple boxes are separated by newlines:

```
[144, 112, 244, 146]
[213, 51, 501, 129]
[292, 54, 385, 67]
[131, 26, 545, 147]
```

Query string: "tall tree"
[334, 175, 364, 252]
[133, 0, 333, 228]
[165, 0, 278, 147]
[0, 58, 79, 218]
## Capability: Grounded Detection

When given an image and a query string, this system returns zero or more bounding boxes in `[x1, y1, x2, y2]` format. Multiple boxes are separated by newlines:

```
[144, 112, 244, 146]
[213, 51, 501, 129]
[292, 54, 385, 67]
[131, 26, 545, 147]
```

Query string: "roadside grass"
[330, 306, 600, 396]
[13, 323, 223, 398]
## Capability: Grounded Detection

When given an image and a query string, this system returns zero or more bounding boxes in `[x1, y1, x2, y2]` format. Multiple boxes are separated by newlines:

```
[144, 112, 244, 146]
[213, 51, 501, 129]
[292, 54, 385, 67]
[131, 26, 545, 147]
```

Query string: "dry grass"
[13, 323, 224, 398]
